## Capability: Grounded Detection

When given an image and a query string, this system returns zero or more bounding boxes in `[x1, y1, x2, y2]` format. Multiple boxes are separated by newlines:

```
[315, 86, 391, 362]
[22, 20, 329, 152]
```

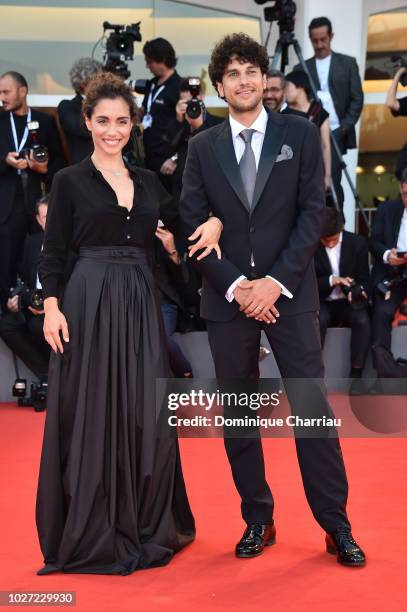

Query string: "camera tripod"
[265, 24, 369, 229]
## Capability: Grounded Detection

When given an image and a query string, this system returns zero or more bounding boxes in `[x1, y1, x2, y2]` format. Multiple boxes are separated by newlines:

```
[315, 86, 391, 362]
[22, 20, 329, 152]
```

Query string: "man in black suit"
[295, 17, 364, 208]
[58, 58, 102, 164]
[369, 168, 407, 352]
[0, 71, 64, 306]
[315, 207, 371, 379]
[0, 196, 50, 381]
[180, 33, 365, 567]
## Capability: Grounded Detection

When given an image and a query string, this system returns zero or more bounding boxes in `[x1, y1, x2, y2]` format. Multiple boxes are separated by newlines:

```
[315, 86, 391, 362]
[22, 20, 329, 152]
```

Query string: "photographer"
[263, 69, 286, 113]
[58, 58, 103, 163]
[141, 38, 182, 186]
[0, 196, 50, 382]
[163, 77, 223, 201]
[369, 168, 407, 353]
[0, 71, 65, 306]
[385, 66, 407, 117]
[315, 207, 371, 381]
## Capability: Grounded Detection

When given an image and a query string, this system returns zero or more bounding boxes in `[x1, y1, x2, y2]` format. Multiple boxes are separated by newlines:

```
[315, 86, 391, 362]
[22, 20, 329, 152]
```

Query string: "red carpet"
[1, 403, 406, 611]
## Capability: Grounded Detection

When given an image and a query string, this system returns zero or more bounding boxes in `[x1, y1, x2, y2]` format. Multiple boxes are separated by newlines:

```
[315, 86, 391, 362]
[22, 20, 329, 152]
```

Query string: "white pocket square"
[276, 144, 293, 163]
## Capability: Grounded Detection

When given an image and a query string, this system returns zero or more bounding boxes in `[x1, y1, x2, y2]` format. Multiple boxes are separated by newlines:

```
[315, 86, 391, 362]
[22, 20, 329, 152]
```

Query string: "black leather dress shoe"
[326, 528, 366, 567]
[235, 523, 276, 558]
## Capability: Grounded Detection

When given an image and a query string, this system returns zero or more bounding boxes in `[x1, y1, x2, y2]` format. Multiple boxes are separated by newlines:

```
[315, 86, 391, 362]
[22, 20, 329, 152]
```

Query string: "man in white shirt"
[314, 208, 371, 380]
[294, 17, 364, 209]
[370, 168, 407, 353]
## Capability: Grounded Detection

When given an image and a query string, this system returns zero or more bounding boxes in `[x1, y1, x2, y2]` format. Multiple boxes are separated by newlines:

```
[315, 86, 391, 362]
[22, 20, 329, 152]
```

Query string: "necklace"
[91, 156, 126, 177]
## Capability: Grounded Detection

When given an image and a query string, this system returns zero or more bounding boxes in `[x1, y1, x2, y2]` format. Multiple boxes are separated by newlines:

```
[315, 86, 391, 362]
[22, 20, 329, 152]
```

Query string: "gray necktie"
[239, 129, 257, 207]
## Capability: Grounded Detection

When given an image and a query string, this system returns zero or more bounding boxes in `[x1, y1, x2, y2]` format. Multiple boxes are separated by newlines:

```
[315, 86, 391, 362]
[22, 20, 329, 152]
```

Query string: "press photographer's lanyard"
[142, 84, 165, 129]
[10, 108, 31, 175]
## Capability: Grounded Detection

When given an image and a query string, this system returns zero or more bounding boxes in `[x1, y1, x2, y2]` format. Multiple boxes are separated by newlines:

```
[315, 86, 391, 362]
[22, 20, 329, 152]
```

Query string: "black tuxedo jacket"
[58, 94, 93, 164]
[294, 52, 364, 151]
[314, 230, 370, 300]
[369, 199, 406, 286]
[0, 109, 65, 224]
[179, 109, 325, 322]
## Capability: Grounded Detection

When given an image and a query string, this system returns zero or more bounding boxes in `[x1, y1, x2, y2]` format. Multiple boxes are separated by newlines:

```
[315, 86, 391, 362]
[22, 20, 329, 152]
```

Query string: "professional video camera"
[391, 55, 407, 87]
[254, 0, 296, 31]
[186, 78, 204, 119]
[17, 121, 48, 163]
[10, 279, 44, 312]
[102, 21, 142, 80]
[342, 281, 368, 310]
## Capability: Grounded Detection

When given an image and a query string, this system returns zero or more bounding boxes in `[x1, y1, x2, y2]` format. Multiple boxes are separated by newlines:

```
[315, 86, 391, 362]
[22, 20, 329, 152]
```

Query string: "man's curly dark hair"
[208, 33, 269, 90]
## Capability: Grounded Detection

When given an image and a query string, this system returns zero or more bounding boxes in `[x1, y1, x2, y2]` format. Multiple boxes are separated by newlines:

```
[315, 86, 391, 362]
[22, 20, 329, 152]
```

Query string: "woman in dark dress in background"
[35, 73, 197, 575]
[282, 71, 332, 193]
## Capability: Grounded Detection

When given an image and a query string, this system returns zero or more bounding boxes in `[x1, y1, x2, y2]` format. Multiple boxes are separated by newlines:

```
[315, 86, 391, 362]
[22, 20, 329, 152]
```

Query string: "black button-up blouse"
[39, 156, 175, 299]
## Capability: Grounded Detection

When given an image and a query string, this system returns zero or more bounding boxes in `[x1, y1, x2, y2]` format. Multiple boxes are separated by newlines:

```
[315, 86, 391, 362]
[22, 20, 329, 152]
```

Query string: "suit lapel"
[394, 201, 405, 241]
[338, 231, 347, 275]
[211, 121, 251, 212]
[251, 112, 287, 213]
[319, 245, 332, 274]
[328, 52, 337, 94]
[308, 58, 321, 90]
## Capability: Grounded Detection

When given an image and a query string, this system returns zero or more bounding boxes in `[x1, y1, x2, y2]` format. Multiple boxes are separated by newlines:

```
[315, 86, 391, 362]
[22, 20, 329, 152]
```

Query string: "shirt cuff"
[383, 249, 391, 264]
[329, 274, 334, 287]
[225, 275, 246, 302]
[266, 276, 293, 299]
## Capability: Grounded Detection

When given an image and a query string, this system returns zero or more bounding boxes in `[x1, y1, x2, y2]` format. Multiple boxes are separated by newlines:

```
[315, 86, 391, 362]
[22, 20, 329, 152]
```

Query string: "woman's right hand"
[188, 217, 223, 261]
[43, 298, 69, 354]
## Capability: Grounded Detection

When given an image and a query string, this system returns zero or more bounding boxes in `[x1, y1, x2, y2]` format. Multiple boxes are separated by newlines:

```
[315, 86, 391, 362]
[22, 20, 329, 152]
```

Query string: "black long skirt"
[36, 246, 195, 575]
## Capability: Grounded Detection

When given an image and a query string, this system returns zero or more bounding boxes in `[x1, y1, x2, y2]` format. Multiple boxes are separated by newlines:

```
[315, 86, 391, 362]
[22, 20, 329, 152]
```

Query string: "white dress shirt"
[383, 208, 407, 263]
[316, 55, 340, 131]
[225, 107, 293, 302]
[325, 232, 345, 300]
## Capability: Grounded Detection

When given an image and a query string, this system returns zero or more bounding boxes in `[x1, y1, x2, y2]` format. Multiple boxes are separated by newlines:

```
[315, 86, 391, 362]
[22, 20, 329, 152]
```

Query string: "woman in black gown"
[35, 74, 199, 575]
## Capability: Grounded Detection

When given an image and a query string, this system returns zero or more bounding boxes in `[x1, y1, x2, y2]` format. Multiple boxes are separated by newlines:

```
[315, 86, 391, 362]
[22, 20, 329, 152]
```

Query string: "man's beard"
[227, 94, 263, 114]
[264, 99, 278, 111]
[9, 99, 24, 114]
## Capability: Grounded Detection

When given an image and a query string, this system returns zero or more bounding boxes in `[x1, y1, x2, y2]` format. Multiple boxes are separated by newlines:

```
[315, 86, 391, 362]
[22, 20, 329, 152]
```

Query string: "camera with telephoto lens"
[17, 121, 48, 163]
[391, 55, 407, 87]
[377, 266, 407, 297]
[186, 78, 204, 119]
[10, 280, 44, 311]
[342, 281, 368, 310]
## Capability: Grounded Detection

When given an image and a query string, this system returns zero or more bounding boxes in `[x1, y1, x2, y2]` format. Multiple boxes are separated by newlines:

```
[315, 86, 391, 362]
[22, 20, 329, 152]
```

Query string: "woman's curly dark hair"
[82, 72, 137, 120]
[208, 33, 269, 89]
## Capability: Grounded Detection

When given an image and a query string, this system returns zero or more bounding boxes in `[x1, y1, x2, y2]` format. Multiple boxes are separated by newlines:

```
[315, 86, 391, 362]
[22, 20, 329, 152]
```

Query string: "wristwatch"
[170, 154, 178, 163]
